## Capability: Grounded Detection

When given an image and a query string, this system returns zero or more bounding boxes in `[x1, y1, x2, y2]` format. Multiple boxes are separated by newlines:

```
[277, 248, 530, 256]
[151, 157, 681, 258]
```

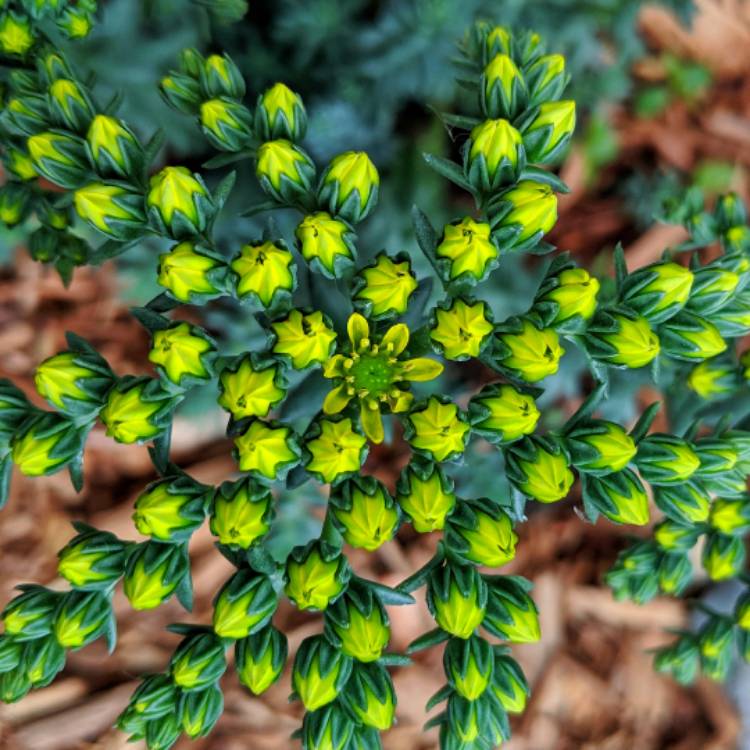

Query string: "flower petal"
[401, 357, 444, 381]
[390, 389, 413, 413]
[323, 354, 346, 378]
[360, 401, 384, 443]
[347, 313, 370, 349]
[381, 323, 410, 356]
[323, 383, 353, 414]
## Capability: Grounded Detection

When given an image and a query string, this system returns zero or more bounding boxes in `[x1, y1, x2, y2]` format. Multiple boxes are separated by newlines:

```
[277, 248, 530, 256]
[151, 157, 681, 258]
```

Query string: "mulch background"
[1, 1, 750, 747]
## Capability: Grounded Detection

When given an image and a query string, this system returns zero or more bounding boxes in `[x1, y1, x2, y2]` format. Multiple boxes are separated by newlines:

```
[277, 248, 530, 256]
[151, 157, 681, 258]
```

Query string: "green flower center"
[350, 354, 395, 395]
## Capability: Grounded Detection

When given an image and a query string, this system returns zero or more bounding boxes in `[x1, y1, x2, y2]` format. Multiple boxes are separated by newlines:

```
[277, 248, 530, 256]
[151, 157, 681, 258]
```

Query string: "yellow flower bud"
[10, 413, 85, 477]
[53, 591, 110, 649]
[48, 78, 94, 131]
[292, 635, 352, 711]
[73, 182, 146, 239]
[496, 318, 564, 382]
[295, 212, 356, 277]
[396, 465, 456, 533]
[484, 577, 541, 643]
[209, 479, 273, 548]
[34, 351, 111, 413]
[319, 151, 379, 223]
[284, 542, 350, 612]
[496, 180, 558, 244]
[589, 312, 660, 369]
[622, 262, 694, 323]
[444, 636, 493, 700]
[271, 309, 337, 369]
[100, 380, 168, 444]
[200, 53, 245, 99]
[234, 419, 299, 479]
[343, 663, 395, 730]
[256, 82, 307, 141]
[428, 565, 487, 639]
[0, 13, 34, 56]
[123, 543, 187, 611]
[430, 298, 494, 360]
[526, 53, 567, 101]
[567, 421, 637, 474]
[541, 267, 600, 325]
[256, 139, 315, 202]
[231, 240, 295, 307]
[157, 242, 224, 302]
[212, 570, 277, 639]
[483, 53, 526, 118]
[508, 437, 575, 503]
[435, 217, 498, 281]
[469, 383, 540, 443]
[170, 633, 226, 691]
[27, 131, 88, 188]
[132, 478, 208, 542]
[305, 417, 367, 484]
[446, 498, 518, 568]
[407, 397, 470, 462]
[352, 253, 417, 317]
[467, 119, 522, 189]
[491, 654, 529, 713]
[702, 533, 745, 581]
[218, 357, 286, 420]
[149, 322, 215, 386]
[57, 7, 94, 40]
[331, 480, 400, 551]
[523, 100, 576, 162]
[235, 626, 287, 695]
[86, 114, 140, 176]
[486, 25, 511, 57]
[659, 312, 728, 362]
[325, 582, 390, 663]
[6, 147, 37, 181]
[709, 498, 750, 535]
[636, 435, 700, 486]
[147, 166, 210, 238]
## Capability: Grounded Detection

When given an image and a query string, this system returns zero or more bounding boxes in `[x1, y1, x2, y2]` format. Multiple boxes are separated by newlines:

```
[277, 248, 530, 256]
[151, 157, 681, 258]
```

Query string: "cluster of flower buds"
[400, 554, 537, 748]
[415, 25, 573, 293]
[606, 421, 750, 599]
[4, 19, 750, 750]
[0, 521, 124, 703]
[647, 192, 750, 401]
[599, 193, 750, 676]
[160, 47, 376, 279]
[0, 331, 187, 508]
[0, 37, 231, 281]
[654, 585, 750, 684]
[0, 4, 99, 281]
[0, 1, 97, 59]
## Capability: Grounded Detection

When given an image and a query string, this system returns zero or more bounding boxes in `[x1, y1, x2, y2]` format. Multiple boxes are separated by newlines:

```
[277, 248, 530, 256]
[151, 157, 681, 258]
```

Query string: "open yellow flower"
[322, 313, 443, 443]
[431, 298, 494, 360]
[408, 397, 470, 462]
